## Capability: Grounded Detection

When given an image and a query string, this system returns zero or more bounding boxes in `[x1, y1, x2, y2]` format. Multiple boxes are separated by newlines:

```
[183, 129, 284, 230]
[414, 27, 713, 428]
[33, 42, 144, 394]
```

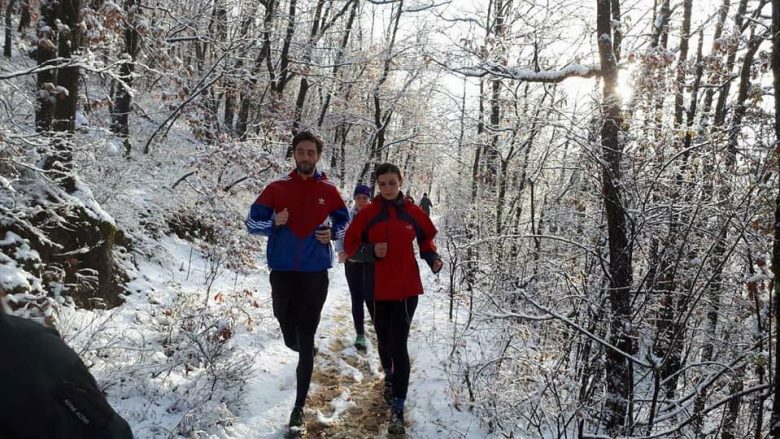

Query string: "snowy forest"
[1, 0, 780, 436]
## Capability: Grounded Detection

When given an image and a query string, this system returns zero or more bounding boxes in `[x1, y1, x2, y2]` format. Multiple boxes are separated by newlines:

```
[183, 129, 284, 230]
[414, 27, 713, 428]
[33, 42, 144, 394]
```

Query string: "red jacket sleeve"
[411, 205, 439, 266]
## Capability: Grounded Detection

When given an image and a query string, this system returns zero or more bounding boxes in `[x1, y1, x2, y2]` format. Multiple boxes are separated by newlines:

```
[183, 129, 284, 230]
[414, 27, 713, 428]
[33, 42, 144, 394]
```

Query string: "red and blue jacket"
[246, 170, 349, 272]
[344, 193, 440, 301]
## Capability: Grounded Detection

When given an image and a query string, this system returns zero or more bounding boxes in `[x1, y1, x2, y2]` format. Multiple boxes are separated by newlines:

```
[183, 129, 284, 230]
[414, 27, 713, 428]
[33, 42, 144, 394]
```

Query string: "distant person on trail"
[0, 305, 134, 438]
[245, 131, 349, 435]
[335, 184, 378, 353]
[404, 193, 415, 205]
[344, 163, 443, 435]
[419, 193, 432, 216]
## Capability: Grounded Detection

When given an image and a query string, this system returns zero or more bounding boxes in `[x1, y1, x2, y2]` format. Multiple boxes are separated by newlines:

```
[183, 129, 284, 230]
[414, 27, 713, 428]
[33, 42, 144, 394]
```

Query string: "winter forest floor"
[58, 234, 488, 438]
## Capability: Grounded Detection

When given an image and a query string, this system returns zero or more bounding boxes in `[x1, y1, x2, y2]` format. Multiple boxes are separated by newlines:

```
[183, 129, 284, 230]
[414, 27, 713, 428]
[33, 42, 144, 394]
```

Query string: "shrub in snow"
[62, 288, 259, 437]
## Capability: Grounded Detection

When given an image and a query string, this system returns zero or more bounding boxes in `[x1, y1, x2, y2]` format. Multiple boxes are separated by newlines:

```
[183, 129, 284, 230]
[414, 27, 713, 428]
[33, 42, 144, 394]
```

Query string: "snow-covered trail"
[230, 252, 486, 438]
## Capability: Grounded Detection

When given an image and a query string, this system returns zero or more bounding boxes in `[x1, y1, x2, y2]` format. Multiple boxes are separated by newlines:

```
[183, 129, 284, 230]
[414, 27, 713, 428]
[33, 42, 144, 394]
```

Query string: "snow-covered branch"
[0, 57, 133, 89]
[450, 61, 601, 83]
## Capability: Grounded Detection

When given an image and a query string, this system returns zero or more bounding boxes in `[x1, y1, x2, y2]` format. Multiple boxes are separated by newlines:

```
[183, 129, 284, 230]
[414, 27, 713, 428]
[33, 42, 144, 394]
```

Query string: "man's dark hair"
[374, 163, 402, 181]
[423, 193, 428, 197]
[292, 131, 324, 154]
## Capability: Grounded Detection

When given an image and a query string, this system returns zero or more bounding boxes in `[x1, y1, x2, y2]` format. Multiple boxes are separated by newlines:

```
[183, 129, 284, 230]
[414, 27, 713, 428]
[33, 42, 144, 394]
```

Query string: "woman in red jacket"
[344, 163, 442, 435]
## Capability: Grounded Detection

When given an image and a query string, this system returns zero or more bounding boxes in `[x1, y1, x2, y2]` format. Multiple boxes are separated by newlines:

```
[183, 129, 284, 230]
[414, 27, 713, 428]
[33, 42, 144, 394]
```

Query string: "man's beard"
[296, 162, 315, 175]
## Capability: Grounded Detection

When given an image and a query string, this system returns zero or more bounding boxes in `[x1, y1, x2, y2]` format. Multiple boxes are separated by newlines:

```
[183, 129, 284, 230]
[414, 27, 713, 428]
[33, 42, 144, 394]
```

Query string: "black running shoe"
[388, 408, 405, 435]
[288, 406, 305, 432]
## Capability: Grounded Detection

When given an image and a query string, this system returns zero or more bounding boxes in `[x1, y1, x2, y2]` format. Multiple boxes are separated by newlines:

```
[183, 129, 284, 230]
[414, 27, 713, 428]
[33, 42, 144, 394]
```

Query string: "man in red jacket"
[343, 163, 442, 435]
[246, 131, 349, 434]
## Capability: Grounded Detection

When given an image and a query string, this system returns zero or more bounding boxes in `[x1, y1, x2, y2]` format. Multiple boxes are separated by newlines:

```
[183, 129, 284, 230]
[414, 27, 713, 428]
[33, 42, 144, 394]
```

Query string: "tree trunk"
[316, 3, 358, 128]
[35, 1, 57, 133]
[726, 30, 764, 156]
[596, 0, 634, 434]
[768, 0, 780, 433]
[610, 0, 621, 60]
[713, 0, 749, 128]
[472, 79, 485, 204]
[223, 84, 235, 132]
[4, 0, 16, 57]
[652, 0, 693, 401]
[698, 0, 730, 128]
[17, 0, 30, 32]
[223, 12, 258, 135]
[502, 90, 546, 241]
[111, 0, 140, 158]
[486, 76, 500, 181]
[683, 31, 704, 152]
[274, 0, 298, 96]
[484, 0, 504, 181]
[750, 275, 767, 439]
[576, 308, 605, 437]
[51, 0, 81, 134]
[496, 157, 508, 235]
[673, 0, 693, 129]
[237, 0, 275, 139]
[202, 0, 227, 138]
[465, 77, 485, 323]
[330, 124, 340, 171]
[290, 0, 326, 139]
[338, 125, 347, 184]
[457, 77, 466, 162]
[651, 0, 670, 48]
[721, 367, 744, 439]
[47, 0, 81, 192]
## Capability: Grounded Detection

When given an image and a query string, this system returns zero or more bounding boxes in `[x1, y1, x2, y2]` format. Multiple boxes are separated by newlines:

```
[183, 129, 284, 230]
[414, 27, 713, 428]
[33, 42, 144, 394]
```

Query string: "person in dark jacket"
[335, 184, 377, 352]
[0, 308, 133, 439]
[245, 131, 349, 434]
[419, 193, 432, 216]
[344, 163, 442, 435]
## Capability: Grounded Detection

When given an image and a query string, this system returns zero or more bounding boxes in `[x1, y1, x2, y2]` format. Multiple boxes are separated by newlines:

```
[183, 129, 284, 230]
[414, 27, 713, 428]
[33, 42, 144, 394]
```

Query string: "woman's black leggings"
[344, 261, 374, 335]
[373, 296, 418, 400]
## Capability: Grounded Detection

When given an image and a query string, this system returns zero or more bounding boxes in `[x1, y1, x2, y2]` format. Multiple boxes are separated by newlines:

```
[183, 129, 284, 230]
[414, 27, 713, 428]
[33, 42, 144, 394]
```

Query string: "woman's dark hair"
[373, 162, 402, 181]
[292, 131, 324, 154]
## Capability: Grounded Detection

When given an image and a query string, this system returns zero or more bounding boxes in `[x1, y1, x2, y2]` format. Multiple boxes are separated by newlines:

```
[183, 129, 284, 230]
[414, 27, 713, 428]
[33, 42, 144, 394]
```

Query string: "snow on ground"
[58, 233, 488, 438]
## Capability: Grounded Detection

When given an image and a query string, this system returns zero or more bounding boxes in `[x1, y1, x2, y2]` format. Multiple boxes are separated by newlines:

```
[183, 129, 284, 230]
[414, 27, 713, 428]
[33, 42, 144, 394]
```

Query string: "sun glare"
[616, 65, 636, 103]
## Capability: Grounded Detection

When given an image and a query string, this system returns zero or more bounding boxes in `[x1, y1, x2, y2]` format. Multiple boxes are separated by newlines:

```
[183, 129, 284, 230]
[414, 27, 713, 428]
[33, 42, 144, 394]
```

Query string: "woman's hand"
[374, 242, 388, 258]
[432, 258, 443, 273]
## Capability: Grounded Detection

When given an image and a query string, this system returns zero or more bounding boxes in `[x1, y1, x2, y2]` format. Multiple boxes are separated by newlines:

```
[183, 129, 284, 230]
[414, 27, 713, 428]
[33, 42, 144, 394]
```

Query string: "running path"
[230, 255, 487, 438]
[230, 266, 389, 438]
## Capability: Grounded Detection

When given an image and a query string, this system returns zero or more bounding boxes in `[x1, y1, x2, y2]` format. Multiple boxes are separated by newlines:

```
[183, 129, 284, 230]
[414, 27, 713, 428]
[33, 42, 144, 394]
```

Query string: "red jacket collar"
[373, 192, 405, 209]
[289, 169, 326, 182]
